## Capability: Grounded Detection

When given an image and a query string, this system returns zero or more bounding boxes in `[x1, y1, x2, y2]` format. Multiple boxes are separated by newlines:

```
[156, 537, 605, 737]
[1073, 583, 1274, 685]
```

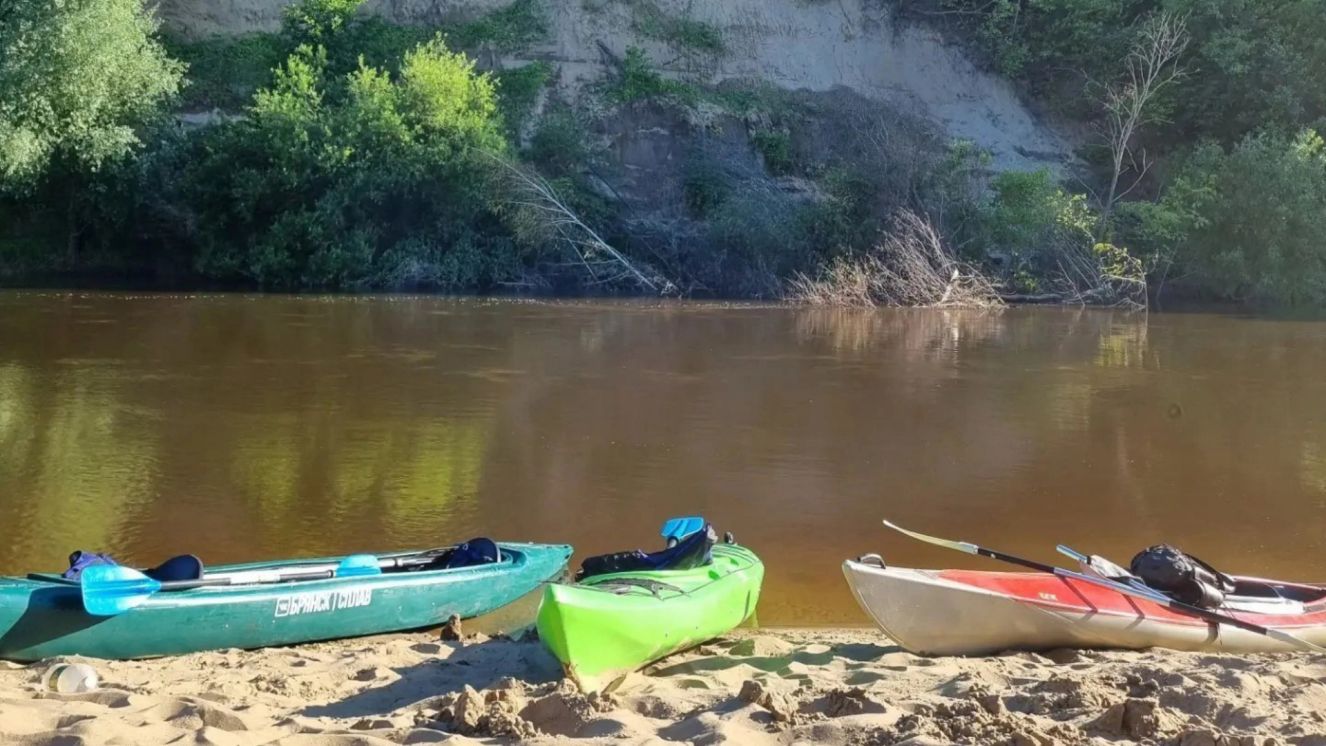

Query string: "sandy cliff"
[156, 0, 1073, 172]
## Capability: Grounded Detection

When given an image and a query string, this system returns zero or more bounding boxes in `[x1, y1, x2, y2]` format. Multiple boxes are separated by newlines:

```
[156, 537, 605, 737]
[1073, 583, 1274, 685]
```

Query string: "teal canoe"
[0, 542, 571, 661]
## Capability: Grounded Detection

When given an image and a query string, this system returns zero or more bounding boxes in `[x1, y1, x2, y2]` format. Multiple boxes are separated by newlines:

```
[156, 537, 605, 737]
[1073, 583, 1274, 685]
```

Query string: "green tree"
[1160, 0, 1326, 143]
[176, 39, 512, 288]
[1127, 130, 1326, 305]
[0, 0, 182, 190]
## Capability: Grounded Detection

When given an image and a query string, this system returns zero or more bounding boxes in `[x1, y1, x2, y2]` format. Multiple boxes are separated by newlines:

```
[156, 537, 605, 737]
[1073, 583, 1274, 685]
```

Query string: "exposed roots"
[789, 210, 1003, 308]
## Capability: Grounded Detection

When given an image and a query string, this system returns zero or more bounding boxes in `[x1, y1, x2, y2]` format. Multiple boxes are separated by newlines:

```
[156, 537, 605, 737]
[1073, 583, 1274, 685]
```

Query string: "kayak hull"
[537, 543, 763, 692]
[843, 559, 1326, 655]
[0, 543, 572, 661]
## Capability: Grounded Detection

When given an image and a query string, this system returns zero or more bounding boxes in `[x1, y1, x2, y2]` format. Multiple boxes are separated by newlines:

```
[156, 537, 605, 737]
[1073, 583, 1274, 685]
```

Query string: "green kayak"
[536, 527, 763, 692]
[0, 541, 571, 661]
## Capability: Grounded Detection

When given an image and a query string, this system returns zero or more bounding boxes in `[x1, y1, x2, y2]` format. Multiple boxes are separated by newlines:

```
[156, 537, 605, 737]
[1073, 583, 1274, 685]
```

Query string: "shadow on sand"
[301, 638, 563, 719]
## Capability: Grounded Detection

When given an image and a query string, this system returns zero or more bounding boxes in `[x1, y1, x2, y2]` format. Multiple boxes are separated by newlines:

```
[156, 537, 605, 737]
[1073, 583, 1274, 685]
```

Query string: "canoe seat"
[439, 538, 501, 569]
[145, 554, 204, 581]
[577, 524, 716, 581]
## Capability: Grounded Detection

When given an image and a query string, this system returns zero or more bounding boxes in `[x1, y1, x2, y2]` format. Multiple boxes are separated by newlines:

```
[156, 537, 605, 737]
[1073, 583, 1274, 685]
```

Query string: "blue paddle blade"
[660, 516, 705, 541]
[335, 554, 382, 578]
[81, 565, 162, 616]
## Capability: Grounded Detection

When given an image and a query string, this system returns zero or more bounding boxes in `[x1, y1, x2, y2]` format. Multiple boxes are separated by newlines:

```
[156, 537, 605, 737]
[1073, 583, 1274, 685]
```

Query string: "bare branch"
[491, 155, 677, 294]
[1096, 12, 1189, 237]
[789, 210, 1003, 308]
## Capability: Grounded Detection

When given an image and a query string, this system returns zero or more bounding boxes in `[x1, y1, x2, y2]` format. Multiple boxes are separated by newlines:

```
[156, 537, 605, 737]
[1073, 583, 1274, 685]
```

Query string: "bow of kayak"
[0, 542, 572, 661]
[843, 557, 1326, 655]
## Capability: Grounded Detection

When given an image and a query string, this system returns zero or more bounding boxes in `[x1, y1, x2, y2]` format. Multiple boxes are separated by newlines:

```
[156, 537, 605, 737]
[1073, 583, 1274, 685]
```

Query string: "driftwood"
[789, 210, 1003, 308]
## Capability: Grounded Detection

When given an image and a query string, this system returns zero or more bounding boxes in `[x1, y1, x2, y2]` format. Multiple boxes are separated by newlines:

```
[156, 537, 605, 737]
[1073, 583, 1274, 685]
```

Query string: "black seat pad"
[145, 554, 205, 581]
[441, 538, 501, 569]
[578, 524, 716, 580]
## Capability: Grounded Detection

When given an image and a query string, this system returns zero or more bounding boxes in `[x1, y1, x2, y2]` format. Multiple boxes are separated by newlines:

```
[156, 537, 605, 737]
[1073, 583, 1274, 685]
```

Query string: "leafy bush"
[979, 170, 1095, 264]
[751, 130, 793, 175]
[629, 1, 725, 55]
[282, 0, 363, 44]
[526, 108, 591, 176]
[605, 47, 698, 105]
[682, 160, 730, 218]
[166, 33, 287, 110]
[1161, 0, 1326, 144]
[449, 0, 548, 52]
[0, 0, 183, 190]
[495, 62, 553, 139]
[174, 40, 514, 288]
[1125, 130, 1326, 305]
[907, 0, 1141, 84]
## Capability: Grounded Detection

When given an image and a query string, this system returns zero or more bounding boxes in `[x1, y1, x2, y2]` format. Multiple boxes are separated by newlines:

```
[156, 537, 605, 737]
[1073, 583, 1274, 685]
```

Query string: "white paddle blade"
[882, 520, 979, 555]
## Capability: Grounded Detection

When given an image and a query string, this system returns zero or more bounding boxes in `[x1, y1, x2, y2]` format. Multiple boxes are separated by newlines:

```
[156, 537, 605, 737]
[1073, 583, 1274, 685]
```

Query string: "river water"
[1, 291, 1325, 625]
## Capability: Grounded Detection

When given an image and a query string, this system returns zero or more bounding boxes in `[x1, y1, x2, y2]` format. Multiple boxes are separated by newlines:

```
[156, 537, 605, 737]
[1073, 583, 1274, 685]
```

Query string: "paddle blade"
[660, 516, 705, 542]
[335, 554, 382, 578]
[882, 520, 980, 555]
[81, 565, 162, 616]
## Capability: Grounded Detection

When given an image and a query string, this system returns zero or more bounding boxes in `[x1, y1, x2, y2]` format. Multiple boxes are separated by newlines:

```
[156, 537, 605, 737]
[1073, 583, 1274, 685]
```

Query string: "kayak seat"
[145, 554, 204, 582]
[577, 524, 716, 581]
[439, 538, 501, 569]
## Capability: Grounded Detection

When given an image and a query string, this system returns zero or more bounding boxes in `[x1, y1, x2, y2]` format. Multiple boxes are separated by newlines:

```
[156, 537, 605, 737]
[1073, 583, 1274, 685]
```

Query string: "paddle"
[81, 554, 383, 616]
[882, 520, 1326, 654]
[661, 516, 706, 547]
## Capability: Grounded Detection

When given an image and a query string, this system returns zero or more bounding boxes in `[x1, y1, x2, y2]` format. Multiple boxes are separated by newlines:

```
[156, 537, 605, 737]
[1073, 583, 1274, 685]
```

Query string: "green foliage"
[1125, 130, 1326, 305]
[962, 169, 1099, 290]
[282, 0, 364, 44]
[913, 0, 1143, 83]
[525, 108, 590, 176]
[751, 130, 793, 175]
[175, 39, 513, 288]
[704, 187, 815, 297]
[166, 33, 287, 110]
[605, 47, 699, 105]
[682, 160, 730, 218]
[0, 0, 183, 190]
[628, 1, 725, 55]
[916, 0, 1326, 145]
[450, 0, 548, 52]
[328, 19, 434, 74]
[1159, 0, 1326, 143]
[799, 168, 877, 255]
[495, 62, 553, 139]
[282, 0, 433, 77]
[981, 170, 1094, 253]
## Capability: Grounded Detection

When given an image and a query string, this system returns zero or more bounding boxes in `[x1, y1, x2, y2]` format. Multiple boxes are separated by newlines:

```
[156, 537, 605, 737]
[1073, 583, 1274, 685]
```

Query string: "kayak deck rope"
[595, 578, 687, 598]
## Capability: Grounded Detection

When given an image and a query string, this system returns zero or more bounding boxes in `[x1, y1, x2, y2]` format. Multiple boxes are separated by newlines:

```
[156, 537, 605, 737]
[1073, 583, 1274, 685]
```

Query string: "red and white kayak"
[843, 555, 1326, 655]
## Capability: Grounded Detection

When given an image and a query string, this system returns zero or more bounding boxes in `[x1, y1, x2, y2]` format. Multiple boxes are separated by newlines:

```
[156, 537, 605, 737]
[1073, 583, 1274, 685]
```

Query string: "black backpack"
[1130, 544, 1237, 608]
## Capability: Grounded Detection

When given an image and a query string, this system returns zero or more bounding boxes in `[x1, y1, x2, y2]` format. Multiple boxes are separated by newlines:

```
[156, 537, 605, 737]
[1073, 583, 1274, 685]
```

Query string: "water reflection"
[1, 293, 1325, 624]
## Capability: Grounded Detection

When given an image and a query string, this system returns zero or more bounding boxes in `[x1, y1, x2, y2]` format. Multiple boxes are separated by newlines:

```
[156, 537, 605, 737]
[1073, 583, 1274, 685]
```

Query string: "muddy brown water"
[2, 291, 1325, 626]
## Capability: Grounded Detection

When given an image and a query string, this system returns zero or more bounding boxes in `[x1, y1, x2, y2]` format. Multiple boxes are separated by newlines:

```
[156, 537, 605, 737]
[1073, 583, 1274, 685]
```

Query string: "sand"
[1, 627, 1322, 745]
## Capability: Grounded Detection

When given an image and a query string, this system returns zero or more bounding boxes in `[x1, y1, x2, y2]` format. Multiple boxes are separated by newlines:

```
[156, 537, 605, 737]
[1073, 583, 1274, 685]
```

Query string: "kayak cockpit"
[1230, 577, 1326, 604]
[34, 538, 516, 588]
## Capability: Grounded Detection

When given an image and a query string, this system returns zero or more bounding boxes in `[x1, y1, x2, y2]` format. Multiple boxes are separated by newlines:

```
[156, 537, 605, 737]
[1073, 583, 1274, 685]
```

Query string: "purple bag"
[62, 550, 118, 580]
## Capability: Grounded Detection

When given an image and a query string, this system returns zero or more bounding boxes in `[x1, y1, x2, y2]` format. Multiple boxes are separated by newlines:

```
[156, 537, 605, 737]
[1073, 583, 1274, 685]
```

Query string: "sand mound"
[0, 629, 1320, 744]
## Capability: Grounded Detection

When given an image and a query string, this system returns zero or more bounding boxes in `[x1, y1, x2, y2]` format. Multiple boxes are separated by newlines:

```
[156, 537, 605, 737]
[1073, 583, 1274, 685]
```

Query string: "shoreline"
[1, 627, 1316, 744]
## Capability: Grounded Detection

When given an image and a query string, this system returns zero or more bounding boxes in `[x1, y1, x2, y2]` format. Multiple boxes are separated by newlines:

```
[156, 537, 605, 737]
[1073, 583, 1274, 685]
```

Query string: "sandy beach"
[1, 626, 1320, 745]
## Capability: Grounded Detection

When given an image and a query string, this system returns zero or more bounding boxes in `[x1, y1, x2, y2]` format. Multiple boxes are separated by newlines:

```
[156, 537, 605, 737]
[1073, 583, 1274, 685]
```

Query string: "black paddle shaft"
[975, 547, 1058, 574]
